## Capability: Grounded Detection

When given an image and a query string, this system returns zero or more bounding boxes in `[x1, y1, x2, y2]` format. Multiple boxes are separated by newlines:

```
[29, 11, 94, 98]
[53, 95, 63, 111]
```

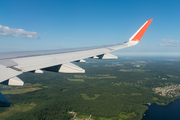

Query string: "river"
[142, 99, 180, 120]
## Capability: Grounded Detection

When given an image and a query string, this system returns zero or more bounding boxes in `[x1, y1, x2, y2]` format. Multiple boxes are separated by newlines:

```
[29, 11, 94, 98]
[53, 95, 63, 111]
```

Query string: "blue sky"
[0, 0, 180, 56]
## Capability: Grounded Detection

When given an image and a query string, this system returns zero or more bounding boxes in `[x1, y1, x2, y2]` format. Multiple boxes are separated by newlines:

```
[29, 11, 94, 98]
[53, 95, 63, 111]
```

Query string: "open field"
[0, 103, 36, 120]
[119, 69, 150, 73]
[1, 87, 42, 94]
[81, 94, 100, 100]
[131, 93, 142, 96]
[73, 74, 116, 79]
[152, 97, 158, 101]
[68, 79, 85, 82]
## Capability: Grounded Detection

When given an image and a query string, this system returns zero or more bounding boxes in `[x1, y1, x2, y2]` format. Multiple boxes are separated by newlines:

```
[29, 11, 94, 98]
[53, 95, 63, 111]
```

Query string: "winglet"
[129, 19, 153, 41]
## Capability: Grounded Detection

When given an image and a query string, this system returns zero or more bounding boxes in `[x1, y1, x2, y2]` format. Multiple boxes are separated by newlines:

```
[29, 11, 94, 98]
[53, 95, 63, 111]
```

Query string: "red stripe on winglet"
[131, 19, 153, 41]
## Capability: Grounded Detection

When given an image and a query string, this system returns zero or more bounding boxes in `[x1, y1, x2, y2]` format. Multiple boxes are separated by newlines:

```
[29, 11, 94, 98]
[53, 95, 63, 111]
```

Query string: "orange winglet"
[131, 19, 153, 41]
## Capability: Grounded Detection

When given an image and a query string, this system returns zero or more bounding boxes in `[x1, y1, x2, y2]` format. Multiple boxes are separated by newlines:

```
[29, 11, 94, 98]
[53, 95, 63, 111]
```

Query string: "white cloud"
[159, 39, 179, 47]
[0, 25, 39, 39]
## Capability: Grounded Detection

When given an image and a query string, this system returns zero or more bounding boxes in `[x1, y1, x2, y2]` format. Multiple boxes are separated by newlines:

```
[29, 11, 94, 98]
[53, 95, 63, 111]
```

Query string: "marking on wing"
[130, 19, 153, 41]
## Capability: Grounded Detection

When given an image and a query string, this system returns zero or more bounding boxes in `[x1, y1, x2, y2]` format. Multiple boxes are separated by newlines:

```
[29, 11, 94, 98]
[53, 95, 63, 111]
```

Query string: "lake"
[142, 99, 180, 120]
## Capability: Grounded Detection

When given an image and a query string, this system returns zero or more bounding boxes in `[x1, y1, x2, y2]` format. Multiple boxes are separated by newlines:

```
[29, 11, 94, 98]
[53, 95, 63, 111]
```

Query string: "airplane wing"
[0, 19, 152, 86]
[0, 19, 152, 106]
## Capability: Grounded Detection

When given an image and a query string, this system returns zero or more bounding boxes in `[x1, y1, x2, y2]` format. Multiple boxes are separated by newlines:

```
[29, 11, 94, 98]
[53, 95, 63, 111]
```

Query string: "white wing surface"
[0, 19, 152, 86]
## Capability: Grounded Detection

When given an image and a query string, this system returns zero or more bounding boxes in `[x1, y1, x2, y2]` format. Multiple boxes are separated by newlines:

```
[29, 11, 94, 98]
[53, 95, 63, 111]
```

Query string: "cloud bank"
[0, 25, 39, 39]
[159, 39, 179, 47]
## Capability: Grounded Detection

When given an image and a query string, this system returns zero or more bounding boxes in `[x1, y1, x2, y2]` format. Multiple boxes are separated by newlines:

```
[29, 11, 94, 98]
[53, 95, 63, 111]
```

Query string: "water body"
[142, 99, 180, 120]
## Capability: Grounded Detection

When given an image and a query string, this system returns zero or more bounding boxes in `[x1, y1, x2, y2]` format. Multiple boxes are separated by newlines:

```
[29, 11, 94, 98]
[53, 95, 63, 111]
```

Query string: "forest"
[0, 56, 180, 120]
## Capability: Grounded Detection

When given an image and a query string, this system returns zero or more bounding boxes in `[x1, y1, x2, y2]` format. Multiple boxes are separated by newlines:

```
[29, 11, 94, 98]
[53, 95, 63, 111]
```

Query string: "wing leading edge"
[0, 19, 152, 101]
